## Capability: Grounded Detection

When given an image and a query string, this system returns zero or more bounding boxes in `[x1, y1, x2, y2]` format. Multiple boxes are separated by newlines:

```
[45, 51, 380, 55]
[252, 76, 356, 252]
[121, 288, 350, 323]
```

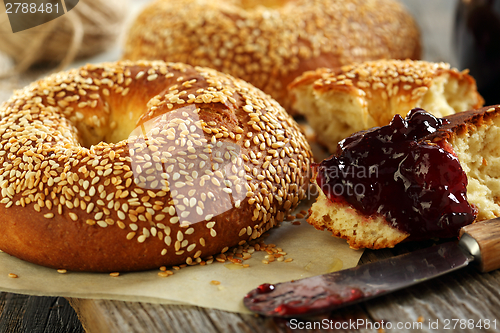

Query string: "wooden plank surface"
[2, 245, 500, 333]
[0, 294, 83, 333]
[67, 245, 500, 333]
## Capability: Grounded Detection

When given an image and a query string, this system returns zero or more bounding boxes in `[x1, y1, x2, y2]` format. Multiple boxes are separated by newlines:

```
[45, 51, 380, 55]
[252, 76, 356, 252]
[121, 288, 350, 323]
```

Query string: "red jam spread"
[315, 108, 477, 240]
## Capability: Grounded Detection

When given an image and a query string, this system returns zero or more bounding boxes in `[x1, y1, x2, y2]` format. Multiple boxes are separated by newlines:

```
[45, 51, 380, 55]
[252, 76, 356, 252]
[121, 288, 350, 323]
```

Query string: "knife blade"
[244, 217, 500, 317]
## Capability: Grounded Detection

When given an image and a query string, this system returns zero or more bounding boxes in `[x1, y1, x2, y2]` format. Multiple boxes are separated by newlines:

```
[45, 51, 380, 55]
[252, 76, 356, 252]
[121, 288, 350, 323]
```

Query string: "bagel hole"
[75, 105, 148, 148]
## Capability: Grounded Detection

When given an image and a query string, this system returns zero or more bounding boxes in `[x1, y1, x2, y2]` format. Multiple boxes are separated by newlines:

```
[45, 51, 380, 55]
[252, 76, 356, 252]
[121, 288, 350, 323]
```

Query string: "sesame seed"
[136, 71, 145, 79]
[147, 74, 159, 81]
[97, 221, 108, 228]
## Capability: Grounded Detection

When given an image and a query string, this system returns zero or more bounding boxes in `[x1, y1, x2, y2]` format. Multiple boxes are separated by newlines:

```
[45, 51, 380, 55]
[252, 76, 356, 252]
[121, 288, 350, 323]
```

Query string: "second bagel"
[123, 0, 421, 113]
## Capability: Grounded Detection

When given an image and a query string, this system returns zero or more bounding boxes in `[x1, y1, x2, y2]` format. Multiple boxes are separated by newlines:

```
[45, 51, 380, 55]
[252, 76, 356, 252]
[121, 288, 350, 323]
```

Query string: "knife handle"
[460, 218, 500, 272]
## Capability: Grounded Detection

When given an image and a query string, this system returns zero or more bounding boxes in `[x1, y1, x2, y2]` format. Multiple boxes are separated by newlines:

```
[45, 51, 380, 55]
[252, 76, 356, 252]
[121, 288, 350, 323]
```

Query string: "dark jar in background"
[454, 0, 500, 105]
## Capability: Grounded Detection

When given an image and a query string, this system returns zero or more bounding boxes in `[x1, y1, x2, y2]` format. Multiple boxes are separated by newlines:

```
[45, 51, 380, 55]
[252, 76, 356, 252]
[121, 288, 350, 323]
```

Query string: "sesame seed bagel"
[123, 0, 421, 113]
[289, 59, 484, 152]
[0, 60, 312, 272]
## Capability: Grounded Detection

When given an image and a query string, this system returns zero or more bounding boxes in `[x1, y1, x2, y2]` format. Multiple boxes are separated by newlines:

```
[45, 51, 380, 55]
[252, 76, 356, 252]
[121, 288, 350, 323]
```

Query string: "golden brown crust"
[431, 105, 500, 141]
[289, 59, 484, 152]
[0, 60, 312, 272]
[123, 0, 421, 113]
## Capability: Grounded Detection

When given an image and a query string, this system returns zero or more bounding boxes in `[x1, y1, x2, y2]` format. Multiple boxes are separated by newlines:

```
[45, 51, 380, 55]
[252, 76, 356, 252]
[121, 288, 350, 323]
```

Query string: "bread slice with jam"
[309, 106, 500, 249]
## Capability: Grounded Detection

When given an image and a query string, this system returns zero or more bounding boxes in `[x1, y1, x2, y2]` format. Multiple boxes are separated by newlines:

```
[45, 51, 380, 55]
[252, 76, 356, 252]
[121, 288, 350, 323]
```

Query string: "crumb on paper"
[57, 269, 67, 274]
[264, 255, 275, 262]
[109, 272, 120, 277]
[8, 273, 17, 278]
[210, 280, 221, 285]
[157, 270, 174, 277]
[150, 233, 295, 275]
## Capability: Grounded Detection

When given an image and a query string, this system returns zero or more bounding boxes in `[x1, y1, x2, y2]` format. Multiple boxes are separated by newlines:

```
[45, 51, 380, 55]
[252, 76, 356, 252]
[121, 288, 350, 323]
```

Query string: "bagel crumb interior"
[452, 115, 500, 220]
[289, 60, 484, 153]
[294, 73, 482, 152]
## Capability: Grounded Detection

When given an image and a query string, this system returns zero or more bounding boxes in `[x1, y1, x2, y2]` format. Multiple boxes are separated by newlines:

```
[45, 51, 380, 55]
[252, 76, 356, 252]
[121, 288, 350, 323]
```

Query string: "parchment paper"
[0, 208, 363, 314]
[0, 74, 363, 315]
[0, 0, 363, 312]
[0, 75, 363, 314]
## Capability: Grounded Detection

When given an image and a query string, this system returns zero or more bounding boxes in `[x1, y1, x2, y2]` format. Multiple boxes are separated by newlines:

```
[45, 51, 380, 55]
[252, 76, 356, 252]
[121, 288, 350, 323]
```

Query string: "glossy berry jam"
[257, 283, 275, 294]
[315, 108, 477, 240]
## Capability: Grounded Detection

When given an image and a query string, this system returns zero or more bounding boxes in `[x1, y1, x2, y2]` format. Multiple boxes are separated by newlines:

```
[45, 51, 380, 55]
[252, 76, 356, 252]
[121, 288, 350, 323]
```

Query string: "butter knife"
[244, 218, 500, 317]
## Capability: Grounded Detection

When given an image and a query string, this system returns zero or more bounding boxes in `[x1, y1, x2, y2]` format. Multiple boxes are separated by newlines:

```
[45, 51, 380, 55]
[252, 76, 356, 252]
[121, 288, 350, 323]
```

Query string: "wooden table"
[4, 1, 496, 332]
